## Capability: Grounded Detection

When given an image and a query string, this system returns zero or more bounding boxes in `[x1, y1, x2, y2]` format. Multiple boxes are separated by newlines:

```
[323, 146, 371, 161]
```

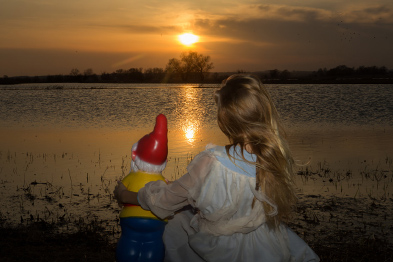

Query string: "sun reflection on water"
[180, 88, 201, 145]
[183, 123, 196, 143]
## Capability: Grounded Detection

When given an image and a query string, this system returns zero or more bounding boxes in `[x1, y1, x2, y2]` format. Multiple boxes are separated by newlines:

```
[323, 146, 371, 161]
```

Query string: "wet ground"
[1, 193, 392, 261]
[290, 194, 393, 261]
[1, 169, 393, 261]
[1, 126, 393, 261]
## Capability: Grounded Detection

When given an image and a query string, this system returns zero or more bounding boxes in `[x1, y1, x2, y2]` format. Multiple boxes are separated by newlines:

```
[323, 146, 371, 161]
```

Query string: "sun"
[178, 33, 199, 46]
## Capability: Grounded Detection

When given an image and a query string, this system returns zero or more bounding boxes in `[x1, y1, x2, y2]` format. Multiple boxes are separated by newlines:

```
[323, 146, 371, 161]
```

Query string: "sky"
[1, 0, 393, 77]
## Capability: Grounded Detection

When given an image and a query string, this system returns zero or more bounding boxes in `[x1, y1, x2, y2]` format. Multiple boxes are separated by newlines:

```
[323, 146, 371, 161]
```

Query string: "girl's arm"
[114, 151, 214, 218]
[113, 181, 139, 205]
[138, 152, 214, 218]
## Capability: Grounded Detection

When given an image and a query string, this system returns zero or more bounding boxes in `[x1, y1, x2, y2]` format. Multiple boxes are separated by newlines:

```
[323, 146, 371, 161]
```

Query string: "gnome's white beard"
[131, 155, 167, 174]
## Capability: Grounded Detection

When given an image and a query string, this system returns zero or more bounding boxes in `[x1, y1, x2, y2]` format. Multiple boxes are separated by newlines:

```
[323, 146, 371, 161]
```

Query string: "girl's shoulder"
[205, 144, 226, 156]
[203, 144, 256, 178]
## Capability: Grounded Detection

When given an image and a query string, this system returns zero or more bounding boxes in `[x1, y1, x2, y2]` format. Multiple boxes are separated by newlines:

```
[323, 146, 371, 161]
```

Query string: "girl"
[114, 74, 319, 261]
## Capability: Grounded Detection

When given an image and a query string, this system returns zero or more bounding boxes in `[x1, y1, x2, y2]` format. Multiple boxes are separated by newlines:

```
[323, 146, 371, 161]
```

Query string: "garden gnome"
[116, 114, 168, 262]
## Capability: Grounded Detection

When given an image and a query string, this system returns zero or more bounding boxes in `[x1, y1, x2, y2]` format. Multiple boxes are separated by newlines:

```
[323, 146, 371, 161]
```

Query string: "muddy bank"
[1, 194, 392, 262]
[0, 221, 116, 262]
[290, 194, 393, 261]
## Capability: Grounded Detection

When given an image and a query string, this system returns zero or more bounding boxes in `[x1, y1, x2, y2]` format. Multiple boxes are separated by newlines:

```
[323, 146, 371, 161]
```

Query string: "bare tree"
[166, 57, 188, 81]
[84, 68, 94, 76]
[144, 68, 164, 82]
[165, 51, 214, 82]
[70, 68, 80, 76]
[193, 53, 214, 81]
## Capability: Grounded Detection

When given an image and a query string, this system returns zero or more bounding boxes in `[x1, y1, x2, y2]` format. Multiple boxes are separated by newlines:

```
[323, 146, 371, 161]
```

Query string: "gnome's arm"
[114, 181, 139, 205]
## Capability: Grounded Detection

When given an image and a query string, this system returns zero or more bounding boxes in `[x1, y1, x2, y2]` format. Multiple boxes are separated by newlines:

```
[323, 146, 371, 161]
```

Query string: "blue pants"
[116, 217, 166, 262]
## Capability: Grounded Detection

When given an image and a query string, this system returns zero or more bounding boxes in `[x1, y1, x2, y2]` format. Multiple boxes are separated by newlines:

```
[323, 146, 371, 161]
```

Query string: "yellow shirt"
[120, 170, 166, 219]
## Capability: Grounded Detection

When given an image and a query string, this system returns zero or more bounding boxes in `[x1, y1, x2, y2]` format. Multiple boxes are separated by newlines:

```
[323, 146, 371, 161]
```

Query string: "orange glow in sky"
[0, 1, 392, 76]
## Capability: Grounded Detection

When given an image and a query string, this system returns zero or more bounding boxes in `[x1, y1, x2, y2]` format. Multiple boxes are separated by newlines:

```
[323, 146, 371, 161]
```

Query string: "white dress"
[138, 145, 320, 262]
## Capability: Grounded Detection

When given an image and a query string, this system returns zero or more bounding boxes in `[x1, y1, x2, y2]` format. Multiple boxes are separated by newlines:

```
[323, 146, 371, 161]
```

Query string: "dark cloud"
[348, 5, 393, 23]
[92, 24, 179, 34]
[267, 6, 323, 21]
[363, 5, 391, 15]
[258, 5, 271, 12]
[192, 9, 393, 71]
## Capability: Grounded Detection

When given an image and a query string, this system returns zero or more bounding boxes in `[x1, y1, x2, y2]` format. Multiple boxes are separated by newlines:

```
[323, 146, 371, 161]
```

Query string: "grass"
[0, 221, 116, 262]
[0, 201, 392, 262]
[312, 234, 393, 262]
[296, 158, 393, 201]
[1, 151, 393, 261]
[288, 194, 393, 262]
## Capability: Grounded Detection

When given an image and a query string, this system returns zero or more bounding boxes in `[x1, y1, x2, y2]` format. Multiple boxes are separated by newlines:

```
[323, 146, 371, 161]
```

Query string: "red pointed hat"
[135, 114, 168, 165]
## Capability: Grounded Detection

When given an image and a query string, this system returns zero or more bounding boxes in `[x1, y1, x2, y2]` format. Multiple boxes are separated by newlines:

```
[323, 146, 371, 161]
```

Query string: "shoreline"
[2, 77, 393, 86]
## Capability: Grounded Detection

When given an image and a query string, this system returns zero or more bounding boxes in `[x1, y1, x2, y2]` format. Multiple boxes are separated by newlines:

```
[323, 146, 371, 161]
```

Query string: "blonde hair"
[215, 74, 297, 229]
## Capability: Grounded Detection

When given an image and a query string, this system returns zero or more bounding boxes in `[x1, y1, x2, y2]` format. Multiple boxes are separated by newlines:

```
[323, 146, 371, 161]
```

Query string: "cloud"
[95, 24, 179, 35]
[256, 5, 333, 22]
[343, 5, 393, 23]
[193, 3, 393, 29]
[190, 3, 393, 71]
[255, 4, 393, 24]
[192, 3, 393, 43]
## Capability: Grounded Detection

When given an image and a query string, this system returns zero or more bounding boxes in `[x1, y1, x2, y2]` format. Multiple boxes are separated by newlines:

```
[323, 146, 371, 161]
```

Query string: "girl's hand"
[113, 180, 127, 206]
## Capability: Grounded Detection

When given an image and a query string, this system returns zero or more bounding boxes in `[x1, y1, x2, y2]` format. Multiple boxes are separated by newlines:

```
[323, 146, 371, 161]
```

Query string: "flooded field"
[0, 83, 393, 260]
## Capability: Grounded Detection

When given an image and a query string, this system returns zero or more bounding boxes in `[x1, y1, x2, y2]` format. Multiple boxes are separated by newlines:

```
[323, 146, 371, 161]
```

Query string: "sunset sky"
[1, 0, 393, 77]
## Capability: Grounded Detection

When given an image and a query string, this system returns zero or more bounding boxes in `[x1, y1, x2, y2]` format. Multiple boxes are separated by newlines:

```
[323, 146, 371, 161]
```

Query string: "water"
[1, 83, 393, 130]
[2, 83, 392, 168]
[0, 83, 393, 228]
[269, 84, 393, 127]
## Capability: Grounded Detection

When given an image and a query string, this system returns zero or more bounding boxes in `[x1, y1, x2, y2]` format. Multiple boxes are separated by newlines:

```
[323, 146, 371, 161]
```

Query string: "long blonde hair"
[215, 74, 297, 229]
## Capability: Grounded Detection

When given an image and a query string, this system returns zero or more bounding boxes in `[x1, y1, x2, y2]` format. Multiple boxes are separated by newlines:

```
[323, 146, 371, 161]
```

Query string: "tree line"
[1, 52, 392, 84]
[256, 65, 392, 83]
[0, 51, 216, 85]
[314, 65, 389, 78]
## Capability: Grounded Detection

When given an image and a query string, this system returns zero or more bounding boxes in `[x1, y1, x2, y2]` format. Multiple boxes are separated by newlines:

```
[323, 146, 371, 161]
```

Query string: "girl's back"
[191, 145, 269, 235]
[162, 144, 319, 262]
